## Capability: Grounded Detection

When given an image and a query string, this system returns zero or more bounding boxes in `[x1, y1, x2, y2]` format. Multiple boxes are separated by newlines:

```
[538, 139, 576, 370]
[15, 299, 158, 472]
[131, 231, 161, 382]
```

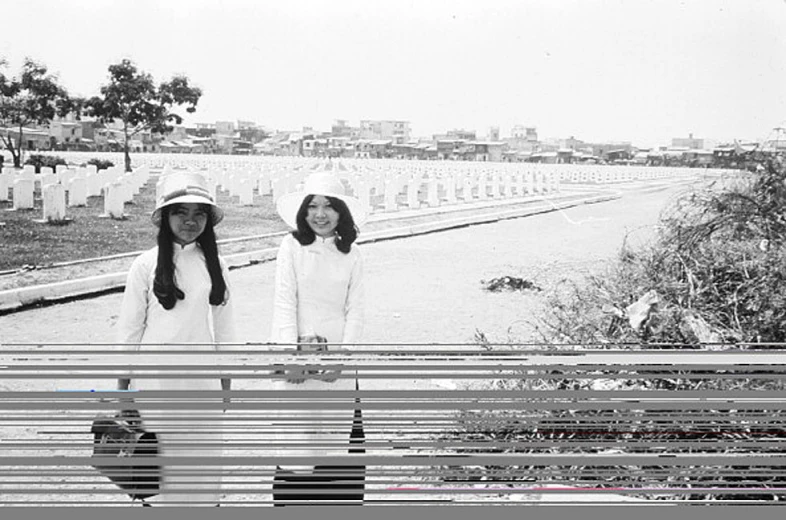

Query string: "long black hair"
[153, 203, 228, 310]
[292, 194, 358, 253]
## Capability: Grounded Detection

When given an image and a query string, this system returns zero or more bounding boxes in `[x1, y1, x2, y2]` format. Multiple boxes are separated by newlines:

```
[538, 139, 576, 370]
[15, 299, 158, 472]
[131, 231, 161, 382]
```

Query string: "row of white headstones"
[0, 164, 150, 222]
[165, 161, 566, 218]
[2, 154, 717, 223]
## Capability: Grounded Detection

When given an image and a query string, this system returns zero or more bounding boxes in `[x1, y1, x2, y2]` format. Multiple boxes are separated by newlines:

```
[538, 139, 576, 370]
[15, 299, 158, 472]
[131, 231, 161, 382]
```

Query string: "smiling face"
[305, 195, 340, 238]
[167, 203, 209, 245]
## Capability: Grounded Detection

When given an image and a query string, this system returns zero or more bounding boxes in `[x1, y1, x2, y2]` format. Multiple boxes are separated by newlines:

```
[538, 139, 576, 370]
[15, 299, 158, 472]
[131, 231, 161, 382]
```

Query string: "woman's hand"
[272, 337, 342, 383]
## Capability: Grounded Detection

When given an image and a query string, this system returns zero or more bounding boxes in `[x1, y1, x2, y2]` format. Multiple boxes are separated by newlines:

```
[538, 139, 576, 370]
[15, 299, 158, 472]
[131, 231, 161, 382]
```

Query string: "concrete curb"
[0, 192, 617, 313]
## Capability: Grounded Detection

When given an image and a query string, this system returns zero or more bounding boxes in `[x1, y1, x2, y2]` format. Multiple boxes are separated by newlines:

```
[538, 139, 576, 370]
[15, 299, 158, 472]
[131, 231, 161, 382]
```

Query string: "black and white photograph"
[0, 1, 785, 519]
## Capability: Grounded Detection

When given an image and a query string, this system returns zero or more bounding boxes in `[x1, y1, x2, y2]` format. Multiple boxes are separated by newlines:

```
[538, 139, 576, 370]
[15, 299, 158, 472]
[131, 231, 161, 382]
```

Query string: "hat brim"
[276, 190, 368, 230]
[151, 195, 225, 227]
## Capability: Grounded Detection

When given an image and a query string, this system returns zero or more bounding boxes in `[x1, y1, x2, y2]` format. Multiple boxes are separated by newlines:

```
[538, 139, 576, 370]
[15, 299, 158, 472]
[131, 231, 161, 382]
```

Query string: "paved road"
[0, 183, 690, 346]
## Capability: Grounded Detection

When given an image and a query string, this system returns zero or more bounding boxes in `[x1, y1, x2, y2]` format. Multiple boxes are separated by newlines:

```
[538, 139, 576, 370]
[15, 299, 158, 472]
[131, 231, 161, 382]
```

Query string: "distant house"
[302, 138, 329, 157]
[49, 119, 84, 150]
[435, 139, 465, 160]
[0, 127, 51, 152]
[465, 141, 505, 162]
[672, 133, 717, 150]
[359, 120, 410, 144]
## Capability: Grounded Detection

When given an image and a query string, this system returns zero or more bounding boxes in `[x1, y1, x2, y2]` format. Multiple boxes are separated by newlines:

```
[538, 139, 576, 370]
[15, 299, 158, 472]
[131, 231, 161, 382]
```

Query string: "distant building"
[589, 142, 634, 159]
[465, 141, 505, 162]
[332, 119, 360, 139]
[447, 129, 476, 141]
[49, 117, 83, 149]
[511, 125, 538, 142]
[672, 133, 717, 150]
[488, 126, 500, 141]
[215, 121, 235, 136]
[359, 120, 410, 144]
[504, 125, 539, 154]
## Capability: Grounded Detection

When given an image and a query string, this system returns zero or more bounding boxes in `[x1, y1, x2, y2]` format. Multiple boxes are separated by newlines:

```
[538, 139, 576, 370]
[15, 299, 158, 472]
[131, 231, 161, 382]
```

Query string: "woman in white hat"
[270, 171, 367, 505]
[116, 171, 235, 507]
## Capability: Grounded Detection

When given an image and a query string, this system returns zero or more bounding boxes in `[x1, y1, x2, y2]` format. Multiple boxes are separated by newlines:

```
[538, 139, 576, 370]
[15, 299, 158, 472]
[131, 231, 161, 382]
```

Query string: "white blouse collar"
[314, 234, 336, 244]
[173, 241, 200, 255]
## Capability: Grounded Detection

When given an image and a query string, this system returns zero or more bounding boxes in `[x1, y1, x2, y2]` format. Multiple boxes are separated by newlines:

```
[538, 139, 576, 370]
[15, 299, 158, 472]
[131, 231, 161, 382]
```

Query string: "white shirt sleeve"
[116, 254, 150, 350]
[271, 235, 299, 344]
[213, 257, 237, 348]
[341, 247, 365, 345]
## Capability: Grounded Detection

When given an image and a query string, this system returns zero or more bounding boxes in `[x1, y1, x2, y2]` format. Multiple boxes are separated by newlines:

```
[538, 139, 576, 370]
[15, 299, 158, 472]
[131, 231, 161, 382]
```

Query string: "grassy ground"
[0, 177, 285, 271]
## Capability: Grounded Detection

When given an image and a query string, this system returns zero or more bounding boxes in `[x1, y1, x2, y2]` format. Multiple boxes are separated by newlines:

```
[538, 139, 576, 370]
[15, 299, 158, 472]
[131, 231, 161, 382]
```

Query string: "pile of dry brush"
[536, 157, 786, 346]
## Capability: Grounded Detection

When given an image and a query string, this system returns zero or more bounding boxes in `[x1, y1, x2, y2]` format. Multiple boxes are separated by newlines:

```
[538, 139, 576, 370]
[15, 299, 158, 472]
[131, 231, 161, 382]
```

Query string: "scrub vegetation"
[447, 155, 786, 501]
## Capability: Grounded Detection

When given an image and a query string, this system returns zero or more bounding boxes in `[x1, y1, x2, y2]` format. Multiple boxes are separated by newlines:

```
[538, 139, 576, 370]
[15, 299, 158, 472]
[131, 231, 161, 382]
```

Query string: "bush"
[85, 158, 114, 171]
[534, 158, 786, 345]
[24, 154, 67, 173]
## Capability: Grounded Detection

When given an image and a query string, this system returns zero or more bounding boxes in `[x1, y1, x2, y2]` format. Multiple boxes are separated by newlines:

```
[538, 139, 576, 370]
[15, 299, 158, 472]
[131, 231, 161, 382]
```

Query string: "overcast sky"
[1, 0, 785, 147]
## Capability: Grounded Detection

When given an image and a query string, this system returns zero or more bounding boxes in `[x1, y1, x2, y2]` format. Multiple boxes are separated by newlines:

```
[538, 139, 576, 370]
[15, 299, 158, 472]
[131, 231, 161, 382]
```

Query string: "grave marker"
[68, 177, 87, 207]
[101, 181, 125, 219]
[39, 183, 67, 223]
[12, 178, 34, 210]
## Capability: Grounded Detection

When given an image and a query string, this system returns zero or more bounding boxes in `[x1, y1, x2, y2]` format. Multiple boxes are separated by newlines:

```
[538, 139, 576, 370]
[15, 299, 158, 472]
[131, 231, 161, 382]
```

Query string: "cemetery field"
[0, 177, 285, 272]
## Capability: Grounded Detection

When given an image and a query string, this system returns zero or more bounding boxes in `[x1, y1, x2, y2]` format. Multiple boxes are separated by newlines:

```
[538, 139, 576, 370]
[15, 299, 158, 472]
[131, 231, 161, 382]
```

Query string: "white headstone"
[55, 164, 68, 175]
[516, 172, 526, 196]
[503, 173, 515, 198]
[257, 172, 271, 195]
[355, 178, 372, 214]
[86, 171, 103, 197]
[13, 177, 35, 209]
[102, 181, 125, 219]
[426, 177, 440, 207]
[22, 165, 36, 178]
[535, 171, 544, 193]
[443, 175, 457, 204]
[238, 178, 254, 205]
[40, 172, 58, 189]
[383, 180, 398, 212]
[272, 176, 289, 202]
[59, 168, 77, 189]
[0, 171, 10, 202]
[407, 177, 420, 209]
[488, 173, 499, 198]
[68, 177, 87, 207]
[42, 183, 67, 222]
[477, 173, 488, 200]
[462, 176, 474, 201]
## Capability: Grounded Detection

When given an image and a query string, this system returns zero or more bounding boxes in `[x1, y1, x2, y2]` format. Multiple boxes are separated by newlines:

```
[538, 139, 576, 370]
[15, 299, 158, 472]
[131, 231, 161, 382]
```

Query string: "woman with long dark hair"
[270, 171, 368, 506]
[116, 171, 235, 507]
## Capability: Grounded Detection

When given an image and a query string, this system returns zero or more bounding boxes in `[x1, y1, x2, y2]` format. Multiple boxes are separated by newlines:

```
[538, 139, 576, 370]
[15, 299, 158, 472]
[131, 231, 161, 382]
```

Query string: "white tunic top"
[270, 233, 364, 345]
[117, 242, 235, 347]
[116, 242, 235, 392]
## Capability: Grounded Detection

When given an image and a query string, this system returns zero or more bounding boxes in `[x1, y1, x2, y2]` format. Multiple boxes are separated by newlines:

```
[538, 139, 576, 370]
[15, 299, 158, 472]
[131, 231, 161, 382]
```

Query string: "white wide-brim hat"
[275, 172, 367, 230]
[151, 171, 224, 226]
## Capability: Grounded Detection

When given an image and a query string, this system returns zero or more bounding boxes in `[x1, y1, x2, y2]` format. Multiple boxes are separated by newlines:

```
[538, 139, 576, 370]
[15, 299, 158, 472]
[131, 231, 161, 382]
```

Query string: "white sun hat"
[151, 171, 224, 226]
[275, 172, 368, 230]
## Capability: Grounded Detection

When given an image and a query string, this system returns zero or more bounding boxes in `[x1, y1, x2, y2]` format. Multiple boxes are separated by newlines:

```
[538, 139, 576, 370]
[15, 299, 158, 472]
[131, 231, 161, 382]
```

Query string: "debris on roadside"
[481, 276, 542, 293]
